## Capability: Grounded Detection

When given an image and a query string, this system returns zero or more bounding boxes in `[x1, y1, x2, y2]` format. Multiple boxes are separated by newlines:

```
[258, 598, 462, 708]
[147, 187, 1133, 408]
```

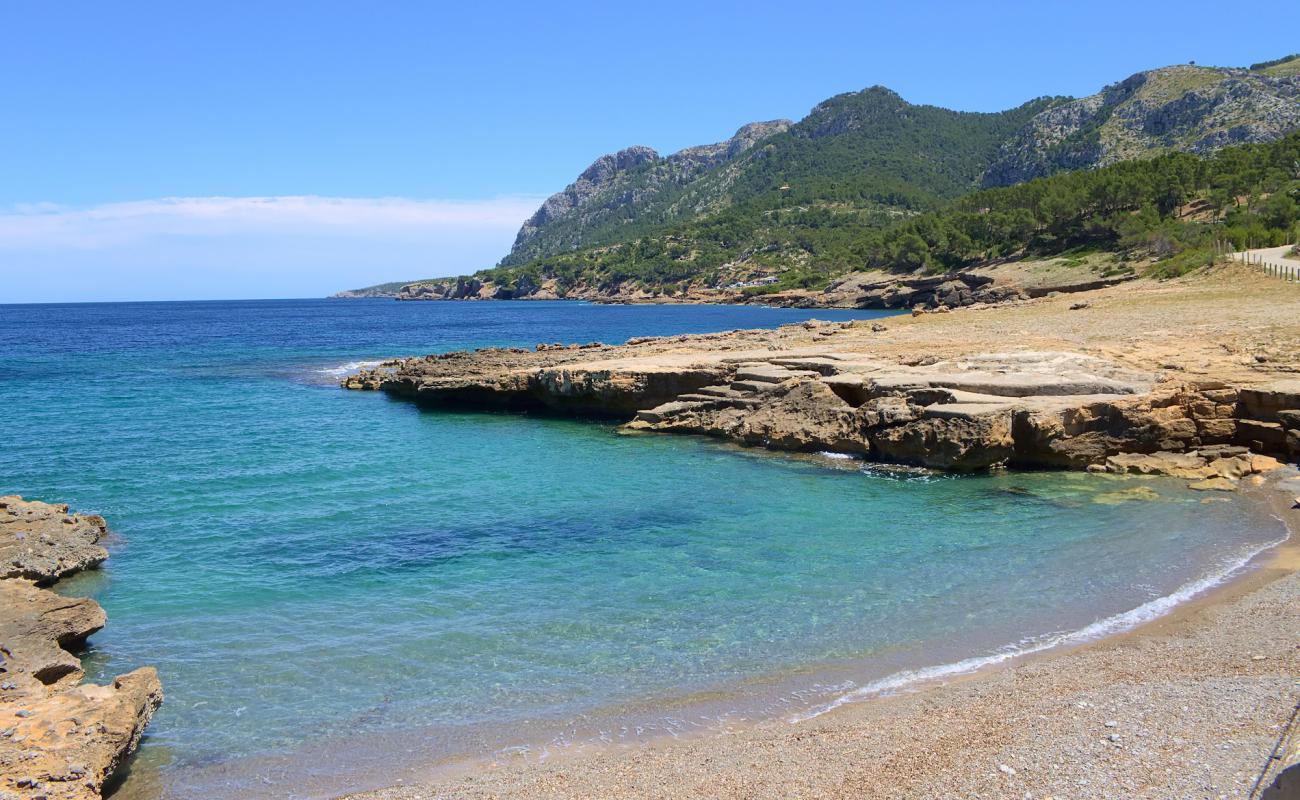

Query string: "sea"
[0, 298, 1287, 799]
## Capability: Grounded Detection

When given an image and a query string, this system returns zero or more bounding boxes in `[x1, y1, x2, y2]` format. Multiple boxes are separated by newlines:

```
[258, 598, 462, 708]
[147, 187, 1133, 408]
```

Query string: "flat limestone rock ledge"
[0, 497, 162, 800]
[343, 331, 1286, 472]
[346, 268, 1300, 474]
[1, 497, 109, 584]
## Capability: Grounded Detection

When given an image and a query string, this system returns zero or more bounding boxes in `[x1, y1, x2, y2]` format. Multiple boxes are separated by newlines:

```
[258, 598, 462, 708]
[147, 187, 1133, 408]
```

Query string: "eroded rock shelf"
[0, 497, 162, 800]
[345, 313, 1300, 479]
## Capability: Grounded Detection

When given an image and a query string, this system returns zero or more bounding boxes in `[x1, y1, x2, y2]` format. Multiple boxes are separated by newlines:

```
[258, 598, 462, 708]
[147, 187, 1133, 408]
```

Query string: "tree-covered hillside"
[371, 56, 1300, 302]
[856, 130, 1300, 278]
[468, 131, 1300, 296]
[500, 89, 1059, 267]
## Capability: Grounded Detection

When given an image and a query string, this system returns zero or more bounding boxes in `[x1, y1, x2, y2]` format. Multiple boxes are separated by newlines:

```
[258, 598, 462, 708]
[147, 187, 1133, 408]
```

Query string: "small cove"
[0, 298, 1287, 800]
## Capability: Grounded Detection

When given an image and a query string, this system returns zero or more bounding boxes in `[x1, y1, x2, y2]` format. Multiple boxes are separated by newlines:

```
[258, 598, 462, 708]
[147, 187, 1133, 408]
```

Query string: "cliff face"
[503, 121, 792, 266]
[982, 63, 1300, 186]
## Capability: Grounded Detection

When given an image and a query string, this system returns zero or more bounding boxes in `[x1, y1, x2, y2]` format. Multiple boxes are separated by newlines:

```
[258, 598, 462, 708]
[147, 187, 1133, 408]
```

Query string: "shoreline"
[114, 468, 1300, 800]
[335, 268, 1300, 799]
[344, 474, 1300, 799]
[0, 497, 163, 800]
[14, 267, 1298, 799]
[133, 470, 1296, 800]
[115, 465, 1295, 800]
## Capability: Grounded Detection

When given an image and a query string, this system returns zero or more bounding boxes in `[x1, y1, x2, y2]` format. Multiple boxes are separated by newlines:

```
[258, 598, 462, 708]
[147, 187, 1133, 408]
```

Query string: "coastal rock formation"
[347, 341, 733, 417]
[351, 267, 1300, 473]
[390, 260, 1133, 310]
[1, 500, 109, 583]
[344, 319, 1288, 472]
[330, 280, 434, 299]
[625, 351, 1245, 471]
[0, 496, 162, 800]
[0, 579, 106, 687]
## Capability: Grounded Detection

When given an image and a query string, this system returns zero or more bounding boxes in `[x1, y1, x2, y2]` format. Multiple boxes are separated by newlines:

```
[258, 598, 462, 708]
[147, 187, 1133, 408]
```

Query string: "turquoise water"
[0, 299, 1286, 799]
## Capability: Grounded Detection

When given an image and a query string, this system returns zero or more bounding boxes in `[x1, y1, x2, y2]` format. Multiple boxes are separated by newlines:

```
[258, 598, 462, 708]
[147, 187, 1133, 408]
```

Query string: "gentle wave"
[790, 521, 1290, 723]
[316, 360, 384, 377]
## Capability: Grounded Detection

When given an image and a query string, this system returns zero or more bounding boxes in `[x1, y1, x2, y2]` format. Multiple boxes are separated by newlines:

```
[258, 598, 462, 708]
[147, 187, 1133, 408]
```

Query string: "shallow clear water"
[0, 299, 1285, 800]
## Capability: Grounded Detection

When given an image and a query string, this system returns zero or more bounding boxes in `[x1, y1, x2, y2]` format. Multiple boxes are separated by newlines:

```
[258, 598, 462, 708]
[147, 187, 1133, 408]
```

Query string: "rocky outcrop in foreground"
[0, 497, 162, 800]
[343, 317, 1300, 475]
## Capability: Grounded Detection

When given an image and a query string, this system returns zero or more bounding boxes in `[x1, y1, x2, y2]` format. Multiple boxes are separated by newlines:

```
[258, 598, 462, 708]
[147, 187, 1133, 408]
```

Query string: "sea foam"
[317, 360, 384, 377]
[790, 521, 1290, 723]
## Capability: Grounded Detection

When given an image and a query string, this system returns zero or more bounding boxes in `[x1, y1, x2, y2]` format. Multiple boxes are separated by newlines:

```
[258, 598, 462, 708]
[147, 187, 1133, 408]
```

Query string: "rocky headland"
[347, 265, 1299, 483]
[0, 497, 162, 800]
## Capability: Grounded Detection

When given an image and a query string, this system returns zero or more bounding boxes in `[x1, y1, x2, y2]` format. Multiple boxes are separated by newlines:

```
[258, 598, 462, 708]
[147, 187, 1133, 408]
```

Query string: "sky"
[2, 1, 1298, 302]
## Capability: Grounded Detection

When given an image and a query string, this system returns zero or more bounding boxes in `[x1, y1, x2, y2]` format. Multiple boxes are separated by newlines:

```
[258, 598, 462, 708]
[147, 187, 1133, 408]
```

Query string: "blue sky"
[2, 0, 1297, 302]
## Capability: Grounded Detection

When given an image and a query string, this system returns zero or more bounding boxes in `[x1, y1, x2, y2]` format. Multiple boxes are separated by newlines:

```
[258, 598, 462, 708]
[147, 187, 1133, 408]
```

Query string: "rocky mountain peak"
[981, 63, 1300, 186]
[576, 145, 660, 184]
[726, 120, 793, 156]
[511, 145, 660, 250]
[505, 121, 791, 264]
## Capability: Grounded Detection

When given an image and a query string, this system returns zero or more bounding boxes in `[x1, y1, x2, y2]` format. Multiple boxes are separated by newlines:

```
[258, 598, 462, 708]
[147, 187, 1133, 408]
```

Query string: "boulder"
[1237, 419, 1288, 451]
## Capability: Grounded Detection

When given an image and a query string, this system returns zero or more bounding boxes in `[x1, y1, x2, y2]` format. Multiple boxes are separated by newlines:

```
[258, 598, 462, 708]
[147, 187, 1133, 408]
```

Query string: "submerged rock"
[1092, 486, 1161, 504]
[1188, 476, 1237, 491]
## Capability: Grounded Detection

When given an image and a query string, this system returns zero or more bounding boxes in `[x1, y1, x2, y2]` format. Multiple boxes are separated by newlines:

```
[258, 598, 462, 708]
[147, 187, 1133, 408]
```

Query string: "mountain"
[504, 120, 793, 266]
[982, 61, 1300, 186]
[354, 54, 1300, 302]
[501, 88, 1056, 267]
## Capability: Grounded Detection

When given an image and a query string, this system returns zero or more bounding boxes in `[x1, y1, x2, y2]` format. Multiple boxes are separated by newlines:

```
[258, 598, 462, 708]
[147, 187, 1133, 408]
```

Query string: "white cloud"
[0, 195, 547, 302]
[0, 195, 544, 249]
